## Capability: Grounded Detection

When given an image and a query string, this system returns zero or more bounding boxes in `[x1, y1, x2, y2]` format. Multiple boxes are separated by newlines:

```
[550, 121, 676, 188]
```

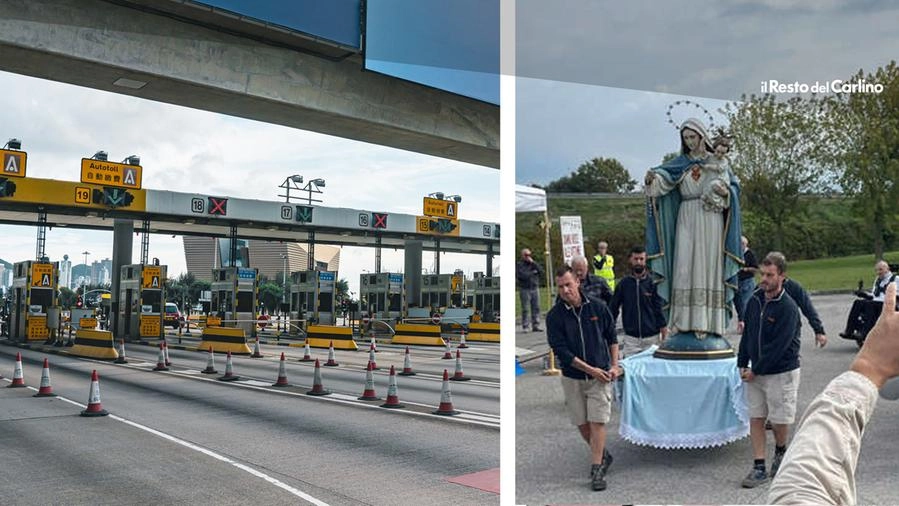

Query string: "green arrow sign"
[296, 205, 313, 223]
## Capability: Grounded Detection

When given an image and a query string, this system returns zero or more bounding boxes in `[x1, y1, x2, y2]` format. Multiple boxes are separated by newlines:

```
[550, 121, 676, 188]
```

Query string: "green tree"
[58, 287, 77, 309]
[818, 62, 899, 258]
[723, 94, 825, 250]
[545, 157, 637, 193]
[257, 282, 283, 315]
[660, 151, 679, 164]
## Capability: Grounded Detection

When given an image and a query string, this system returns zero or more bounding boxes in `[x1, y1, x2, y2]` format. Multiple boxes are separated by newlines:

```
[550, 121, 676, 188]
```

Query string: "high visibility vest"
[593, 253, 616, 291]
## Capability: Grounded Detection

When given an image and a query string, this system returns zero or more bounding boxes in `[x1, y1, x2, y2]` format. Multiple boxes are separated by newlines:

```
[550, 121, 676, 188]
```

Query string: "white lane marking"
[3, 377, 330, 506]
[515, 347, 534, 356]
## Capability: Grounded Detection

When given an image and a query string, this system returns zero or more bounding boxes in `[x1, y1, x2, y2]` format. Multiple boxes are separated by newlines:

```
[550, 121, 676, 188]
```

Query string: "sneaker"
[590, 464, 607, 491]
[601, 449, 614, 475]
[770, 451, 785, 477]
[532, 326, 543, 333]
[741, 467, 769, 488]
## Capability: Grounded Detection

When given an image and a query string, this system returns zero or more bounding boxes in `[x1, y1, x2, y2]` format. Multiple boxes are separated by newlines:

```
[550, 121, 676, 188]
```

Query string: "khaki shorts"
[621, 334, 660, 357]
[560, 375, 613, 425]
[745, 368, 800, 424]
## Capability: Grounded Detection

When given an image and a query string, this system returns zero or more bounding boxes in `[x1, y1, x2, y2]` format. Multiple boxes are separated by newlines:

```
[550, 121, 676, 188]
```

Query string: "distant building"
[59, 254, 72, 289]
[183, 237, 340, 282]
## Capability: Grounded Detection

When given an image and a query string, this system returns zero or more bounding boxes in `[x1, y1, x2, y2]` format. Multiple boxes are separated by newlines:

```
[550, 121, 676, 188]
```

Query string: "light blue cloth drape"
[619, 346, 749, 449]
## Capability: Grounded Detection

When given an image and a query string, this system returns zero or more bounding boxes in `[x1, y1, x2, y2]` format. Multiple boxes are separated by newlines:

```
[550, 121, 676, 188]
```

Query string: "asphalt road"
[0, 337, 500, 505]
[516, 293, 899, 505]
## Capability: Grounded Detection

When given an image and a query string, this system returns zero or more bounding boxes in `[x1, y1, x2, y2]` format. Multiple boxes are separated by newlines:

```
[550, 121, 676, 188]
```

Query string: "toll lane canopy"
[0, 177, 499, 254]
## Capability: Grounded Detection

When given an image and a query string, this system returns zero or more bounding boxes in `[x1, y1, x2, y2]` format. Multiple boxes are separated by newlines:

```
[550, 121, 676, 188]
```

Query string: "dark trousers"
[519, 288, 541, 328]
[843, 299, 881, 338]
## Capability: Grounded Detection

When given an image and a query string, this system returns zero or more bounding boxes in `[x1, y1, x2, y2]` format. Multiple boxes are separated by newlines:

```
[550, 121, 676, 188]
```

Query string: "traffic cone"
[251, 337, 263, 358]
[398, 346, 416, 376]
[380, 365, 404, 409]
[163, 340, 172, 367]
[324, 341, 339, 367]
[370, 332, 378, 353]
[8, 352, 25, 387]
[368, 344, 379, 370]
[299, 342, 313, 362]
[442, 338, 453, 359]
[358, 361, 380, 401]
[433, 369, 459, 416]
[272, 352, 290, 387]
[201, 346, 217, 374]
[114, 340, 128, 364]
[152, 343, 169, 371]
[306, 359, 331, 396]
[33, 358, 56, 397]
[458, 330, 469, 349]
[450, 349, 470, 382]
[80, 370, 109, 417]
[218, 351, 239, 381]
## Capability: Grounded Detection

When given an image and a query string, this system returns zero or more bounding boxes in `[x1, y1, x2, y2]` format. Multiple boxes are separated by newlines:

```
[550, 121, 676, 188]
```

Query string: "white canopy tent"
[515, 185, 554, 304]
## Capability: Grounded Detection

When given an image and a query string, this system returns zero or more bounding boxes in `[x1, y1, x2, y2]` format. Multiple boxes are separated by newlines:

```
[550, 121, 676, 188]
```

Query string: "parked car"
[164, 303, 183, 329]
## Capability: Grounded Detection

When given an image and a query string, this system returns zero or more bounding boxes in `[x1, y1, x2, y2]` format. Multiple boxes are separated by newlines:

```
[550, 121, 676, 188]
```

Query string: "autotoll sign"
[80, 158, 142, 189]
[423, 197, 459, 219]
[1, 149, 26, 178]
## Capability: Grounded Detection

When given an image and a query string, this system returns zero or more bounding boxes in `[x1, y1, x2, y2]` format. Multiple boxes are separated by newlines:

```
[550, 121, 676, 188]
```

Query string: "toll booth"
[117, 264, 166, 340]
[466, 272, 500, 317]
[420, 271, 465, 311]
[359, 272, 404, 320]
[8, 261, 58, 342]
[289, 270, 337, 326]
[210, 267, 258, 336]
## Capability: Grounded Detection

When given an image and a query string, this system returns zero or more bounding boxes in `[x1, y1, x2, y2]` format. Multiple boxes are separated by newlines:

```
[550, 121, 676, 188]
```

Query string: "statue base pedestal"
[653, 332, 735, 360]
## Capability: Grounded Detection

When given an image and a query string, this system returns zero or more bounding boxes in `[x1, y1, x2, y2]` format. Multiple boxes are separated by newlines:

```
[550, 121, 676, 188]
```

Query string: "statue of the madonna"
[644, 118, 742, 357]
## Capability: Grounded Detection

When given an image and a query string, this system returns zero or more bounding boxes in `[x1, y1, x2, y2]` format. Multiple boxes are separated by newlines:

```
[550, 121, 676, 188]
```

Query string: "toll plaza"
[210, 267, 259, 337]
[420, 272, 465, 312]
[117, 263, 166, 341]
[359, 272, 404, 322]
[289, 270, 337, 326]
[467, 272, 500, 319]
[8, 260, 58, 342]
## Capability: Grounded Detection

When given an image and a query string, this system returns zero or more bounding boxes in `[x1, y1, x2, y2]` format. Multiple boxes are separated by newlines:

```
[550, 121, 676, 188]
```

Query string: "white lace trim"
[620, 421, 749, 449]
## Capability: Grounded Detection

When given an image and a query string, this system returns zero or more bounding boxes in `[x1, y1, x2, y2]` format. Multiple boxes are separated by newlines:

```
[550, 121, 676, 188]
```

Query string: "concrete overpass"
[0, 0, 499, 168]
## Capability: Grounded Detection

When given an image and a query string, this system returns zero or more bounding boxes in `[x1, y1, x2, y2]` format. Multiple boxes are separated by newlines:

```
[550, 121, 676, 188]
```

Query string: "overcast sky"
[0, 71, 499, 297]
[515, 0, 899, 186]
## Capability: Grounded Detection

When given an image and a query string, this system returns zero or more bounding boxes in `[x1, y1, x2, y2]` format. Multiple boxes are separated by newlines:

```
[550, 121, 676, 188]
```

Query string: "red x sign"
[208, 197, 228, 215]
[372, 212, 388, 229]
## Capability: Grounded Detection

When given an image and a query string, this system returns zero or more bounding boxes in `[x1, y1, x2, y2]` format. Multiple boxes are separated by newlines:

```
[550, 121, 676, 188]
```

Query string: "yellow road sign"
[140, 315, 160, 337]
[80, 158, 142, 189]
[1, 149, 26, 178]
[422, 197, 460, 219]
[0, 177, 147, 211]
[31, 263, 53, 287]
[79, 317, 98, 329]
[142, 266, 162, 289]
[416, 215, 461, 237]
[74, 186, 91, 204]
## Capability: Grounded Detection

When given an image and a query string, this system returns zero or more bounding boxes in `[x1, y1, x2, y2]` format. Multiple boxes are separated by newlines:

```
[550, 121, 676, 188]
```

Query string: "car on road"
[164, 303, 183, 329]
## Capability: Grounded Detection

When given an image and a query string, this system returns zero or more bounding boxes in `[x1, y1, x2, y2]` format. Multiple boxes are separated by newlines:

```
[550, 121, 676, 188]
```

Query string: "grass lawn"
[515, 251, 893, 317]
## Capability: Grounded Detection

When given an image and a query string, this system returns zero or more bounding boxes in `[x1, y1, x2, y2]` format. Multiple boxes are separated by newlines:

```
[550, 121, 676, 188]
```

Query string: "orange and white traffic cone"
[458, 330, 469, 349]
[272, 352, 290, 387]
[163, 340, 172, 367]
[324, 341, 339, 367]
[398, 346, 416, 376]
[201, 346, 217, 374]
[299, 342, 313, 362]
[380, 365, 404, 409]
[80, 370, 109, 417]
[153, 343, 169, 371]
[8, 352, 25, 388]
[306, 359, 331, 396]
[433, 369, 459, 416]
[442, 338, 453, 359]
[368, 344, 379, 370]
[114, 340, 128, 364]
[370, 332, 378, 353]
[358, 361, 380, 401]
[218, 351, 239, 381]
[33, 358, 56, 397]
[251, 337, 263, 358]
[450, 349, 471, 381]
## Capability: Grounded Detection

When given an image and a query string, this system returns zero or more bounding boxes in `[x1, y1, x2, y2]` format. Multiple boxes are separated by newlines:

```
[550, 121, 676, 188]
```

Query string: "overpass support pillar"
[404, 240, 423, 311]
[110, 219, 134, 340]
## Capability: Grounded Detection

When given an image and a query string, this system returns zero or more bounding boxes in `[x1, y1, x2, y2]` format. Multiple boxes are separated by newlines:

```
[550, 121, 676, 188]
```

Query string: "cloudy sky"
[515, 0, 899, 186]
[0, 71, 499, 296]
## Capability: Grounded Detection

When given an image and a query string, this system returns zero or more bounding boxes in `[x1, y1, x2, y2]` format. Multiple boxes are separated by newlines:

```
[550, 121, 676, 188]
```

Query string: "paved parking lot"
[516, 293, 899, 505]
